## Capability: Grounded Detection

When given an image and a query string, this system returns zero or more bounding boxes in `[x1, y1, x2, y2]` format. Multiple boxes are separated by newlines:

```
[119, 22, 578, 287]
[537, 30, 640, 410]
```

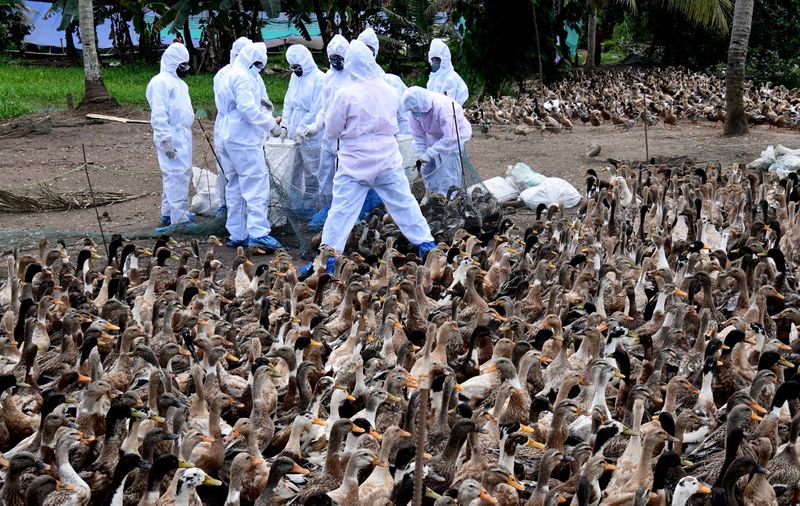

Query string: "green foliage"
[456, 0, 575, 95]
[0, 60, 290, 120]
[0, 1, 31, 52]
[746, 49, 800, 88]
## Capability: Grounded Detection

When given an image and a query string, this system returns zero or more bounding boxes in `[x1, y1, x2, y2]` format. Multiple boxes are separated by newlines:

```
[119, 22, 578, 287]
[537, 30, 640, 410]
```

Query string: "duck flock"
[1, 156, 800, 506]
[468, 67, 800, 133]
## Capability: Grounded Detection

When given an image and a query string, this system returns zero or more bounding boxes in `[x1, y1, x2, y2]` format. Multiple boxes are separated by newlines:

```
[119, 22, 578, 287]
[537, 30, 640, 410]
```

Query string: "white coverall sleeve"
[442, 75, 469, 106]
[324, 91, 349, 140]
[299, 83, 323, 131]
[149, 81, 173, 145]
[232, 75, 276, 133]
[409, 118, 428, 156]
[423, 108, 459, 160]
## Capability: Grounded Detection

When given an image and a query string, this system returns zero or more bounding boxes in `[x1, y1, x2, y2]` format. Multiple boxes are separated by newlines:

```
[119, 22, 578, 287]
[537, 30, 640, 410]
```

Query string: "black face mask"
[430, 57, 441, 73]
[290, 64, 303, 77]
[329, 55, 344, 71]
[176, 62, 190, 78]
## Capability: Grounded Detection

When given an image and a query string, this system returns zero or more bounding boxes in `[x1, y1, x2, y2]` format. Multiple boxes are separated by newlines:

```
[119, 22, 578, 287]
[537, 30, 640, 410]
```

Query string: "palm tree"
[77, 0, 116, 107]
[723, 0, 753, 135]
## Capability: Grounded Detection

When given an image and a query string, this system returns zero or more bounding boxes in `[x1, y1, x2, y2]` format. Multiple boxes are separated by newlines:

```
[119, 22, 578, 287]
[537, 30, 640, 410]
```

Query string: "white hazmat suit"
[284, 44, 325, 216]
[308, 34, 350, 216]
[213, 36, 252, 213]
[146, 42, 194, 226]
[426, 38, 469, 106]
[320, 40, 434, 254]
[356, 28, 410, 134]
[402, 86, 472, 195]
[218, 42, 281, 247]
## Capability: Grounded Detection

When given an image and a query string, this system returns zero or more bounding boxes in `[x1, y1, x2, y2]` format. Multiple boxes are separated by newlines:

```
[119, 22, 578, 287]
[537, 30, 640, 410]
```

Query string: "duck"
[0, 451, 49, 506]
[670, 476, 711, 506]
[100, 453, 150, 506]
[42, 427, 92, 506]
[136, 454, 193, 506]
[158, 467, 222, 506]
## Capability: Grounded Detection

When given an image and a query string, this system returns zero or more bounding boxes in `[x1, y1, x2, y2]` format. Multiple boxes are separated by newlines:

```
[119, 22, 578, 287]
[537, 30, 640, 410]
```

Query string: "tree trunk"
[724, 0, 754, 135]
[532, 2, 544, 83]
[65, 20, 78, 57]
[77, 0, 116, 108]
[585, 10, 597, 68]
[183, 20, 195, 59]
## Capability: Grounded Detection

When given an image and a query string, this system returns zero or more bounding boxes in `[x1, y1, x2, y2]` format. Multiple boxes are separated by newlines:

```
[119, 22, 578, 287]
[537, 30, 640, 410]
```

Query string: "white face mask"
[249, 66, 261, 78]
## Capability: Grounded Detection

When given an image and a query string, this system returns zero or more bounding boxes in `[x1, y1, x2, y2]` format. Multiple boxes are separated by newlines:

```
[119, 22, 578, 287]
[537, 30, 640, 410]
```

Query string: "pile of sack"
[747, 145, 800, 177]
[475, 162, 581, 209]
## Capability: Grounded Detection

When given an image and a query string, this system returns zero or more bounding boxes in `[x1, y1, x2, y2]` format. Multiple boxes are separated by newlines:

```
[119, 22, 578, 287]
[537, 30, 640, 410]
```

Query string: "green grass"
[0, 60, 290, 120]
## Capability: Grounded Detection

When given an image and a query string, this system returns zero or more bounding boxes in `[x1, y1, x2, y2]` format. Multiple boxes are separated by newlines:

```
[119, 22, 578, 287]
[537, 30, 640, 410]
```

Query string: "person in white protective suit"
[283, 44, 325, 220]
[217, 42, 284, 250]
[212, 36, 252, 220]
[316, 40, 436, 271]
[426, 38, 469, 106]
[299, 34, 350, 231]
[401, 86, 472, 195]
[146, 42, 195, 233]
[357, 27, 410, 134]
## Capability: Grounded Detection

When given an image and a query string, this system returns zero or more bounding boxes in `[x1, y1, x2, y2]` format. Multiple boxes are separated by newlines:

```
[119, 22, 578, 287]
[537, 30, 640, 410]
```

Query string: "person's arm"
[232, 74, 276, 132]
[299, 78, 324, 131]
[324, 90, 349, 140]
[148, 80, 173, 145]
[422, 106, 458, 160]
[409, 116, 428, 156]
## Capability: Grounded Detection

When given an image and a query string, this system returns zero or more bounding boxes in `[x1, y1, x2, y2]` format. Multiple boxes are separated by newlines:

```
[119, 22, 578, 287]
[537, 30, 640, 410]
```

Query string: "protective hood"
[345, 40, 382, 83]
[286, 44, 318, 75]
[428, 38, 454, 72]
[357, 28, 379, 56]
[327, 34, 349, 58]
[235, 42, 267, 71]
[401, 86, 433, 114]
[230, 37, 252, 64]
[160, 43, 190, 76]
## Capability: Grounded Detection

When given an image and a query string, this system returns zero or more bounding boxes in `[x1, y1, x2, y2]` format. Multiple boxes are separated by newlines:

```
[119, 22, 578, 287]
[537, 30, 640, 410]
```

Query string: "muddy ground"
[1, 108, 797, 263]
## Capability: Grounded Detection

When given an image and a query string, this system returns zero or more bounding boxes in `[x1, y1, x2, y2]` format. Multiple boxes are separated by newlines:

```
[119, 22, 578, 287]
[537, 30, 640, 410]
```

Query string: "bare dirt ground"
[1, 108, 798, 257]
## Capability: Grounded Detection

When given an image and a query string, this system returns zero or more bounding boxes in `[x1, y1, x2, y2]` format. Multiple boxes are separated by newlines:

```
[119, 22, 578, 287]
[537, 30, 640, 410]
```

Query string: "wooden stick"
[86, 113, 149, 124]
[412, 385, 429, 506]
[82, 144, 109, 260]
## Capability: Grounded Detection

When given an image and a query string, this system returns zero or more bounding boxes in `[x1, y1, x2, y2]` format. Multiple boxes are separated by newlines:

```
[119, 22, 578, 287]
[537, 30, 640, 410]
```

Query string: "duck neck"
[654, 291, 668, 316]
[103, 469, 130, 506]
[735, 274, 749, 311]
[209, 403, 223, 439]
[442, 428, 470, 463]
[285, 421, 307, 456]
[663, 383, 680, 414]
[631, 435, 660, 486]
[57, 440, 90, 493]
[498, 442, 517, 469]
[175, 482, 199, 506]
[435, 383, 455, 429]
[225, 471, 244, 506]
[591, 374, 613, 417]
[121, 418, 143, 455]
[698, 371, 714, 406]
[144, 274, 157, 301]
[380, 327, 397, 367]
[671, 485, 695, 506]
[324, 429, 347, 475]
